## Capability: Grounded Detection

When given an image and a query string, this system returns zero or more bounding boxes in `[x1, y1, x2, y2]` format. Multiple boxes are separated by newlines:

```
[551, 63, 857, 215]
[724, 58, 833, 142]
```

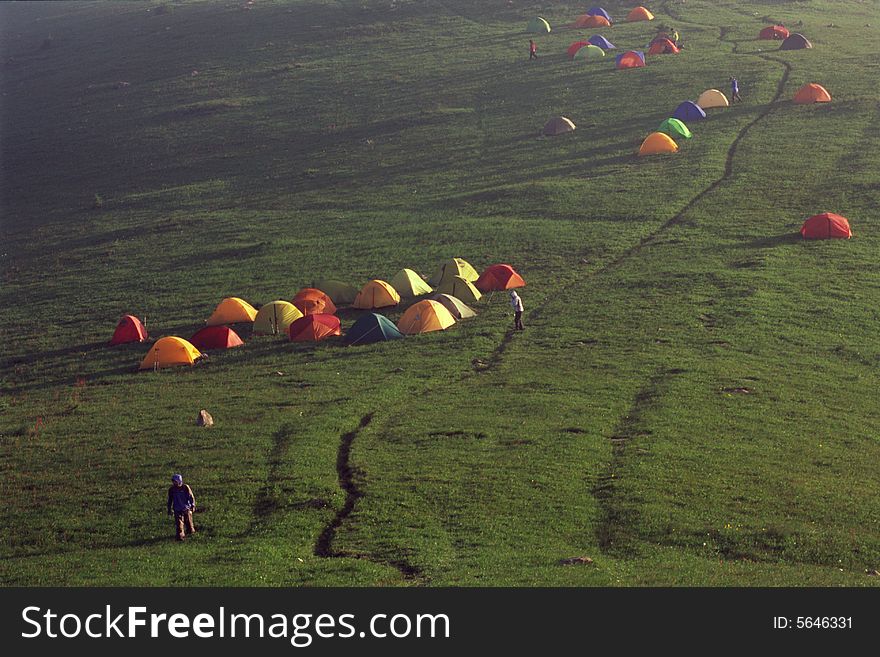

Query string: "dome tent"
[543, 116, 576, 136]
[139, 337, 202, 370]
[672, 101, 706, 122]
[346, 313, 405, 345]
[288, 314, 341, 342]
[206, 297, 258, 325]
[429, 258, 479, 287]
[588, 34, 616, 50]
[109, 315, 148, 346]
[638, 132, 678, 156]
[353, 280, 400, 309]
[627, 6, 654, 22]
[397, 300, 456, 335]
[793, 83, 831, 104]
[312, 279, 359, 306]
[657, 117, 692, 140]
[575, 44, 606, 60]
[780, 33, 812, 50]
[190, 325, 244, 351]
[475, 264, 526, 292]
[253, 301, 303, 335]
[759, 25, 789, 40]
[430, 294, 477, 320]
[697, 89, 729, 109]
[293, 288, 337, 315]
[390, 268, 433, 299]
[526, 17, 551, 33]
[801, 213, 851, 239]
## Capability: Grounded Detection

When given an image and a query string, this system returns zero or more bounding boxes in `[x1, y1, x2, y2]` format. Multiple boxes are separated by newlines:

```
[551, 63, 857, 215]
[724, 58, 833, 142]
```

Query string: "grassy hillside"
[2, 0, 880, 586]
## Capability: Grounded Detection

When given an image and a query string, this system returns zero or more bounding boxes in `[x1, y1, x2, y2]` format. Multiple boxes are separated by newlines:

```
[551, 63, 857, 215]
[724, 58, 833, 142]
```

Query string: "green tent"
[574, 44, 605, 60]
[390, 268, 433, 299]
[657, 117, 692, 140]
[346, 313, 405, 346]
[436, 275, 482, 304]
[312, 279, 359, 305]
[253, 300, 303, 335]
[526, 17, 551, 34]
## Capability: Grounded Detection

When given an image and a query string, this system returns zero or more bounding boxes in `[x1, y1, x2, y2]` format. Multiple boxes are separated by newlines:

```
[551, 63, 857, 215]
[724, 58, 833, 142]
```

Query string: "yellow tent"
[436, 275, 482, 303]
[253, 300, 303, 335]
[397, 300, 456, 335]
[638, 132, 678, 156]
[353, 280, 401, 309]
[696, 89, 729, 109]
[390, 268, 433, 298]
[429, 258, 479, 287]
[206, 297, 258, 325]
[139, 336, 202, 370]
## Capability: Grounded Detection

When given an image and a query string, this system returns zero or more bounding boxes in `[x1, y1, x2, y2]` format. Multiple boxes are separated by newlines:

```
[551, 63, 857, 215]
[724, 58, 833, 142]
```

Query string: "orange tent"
[801, 213, 851, 239]
[574, 15, 611, 28]
[288, 314, 342, 342]
[793, 83, 831, 104]
[397, 300, 456, 335]
[627, 6, 654, 21]
[206, 297, 257, 325]
[616, 50, 645, 69]
[353, 280, 401, 309]
[139, 337, 202, 370]
[759, 25, 789, 40]
[647, 38, 679, 55]
[638, 132, 678, 155]
[292, 288, 337, 315]
[567, 40, 590, 59]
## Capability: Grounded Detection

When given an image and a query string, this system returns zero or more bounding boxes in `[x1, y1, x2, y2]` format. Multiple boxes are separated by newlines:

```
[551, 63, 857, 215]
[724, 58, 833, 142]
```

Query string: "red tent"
[190, 325, 244, 350]
[647, 38, 679, 55]
[475, 264, 526, 292]
[567, 40, 590, 59]
[109, 315, 148, 345]
[800, 213, 852, 240]
[759, 25, 789, 40]
[289, 314, 341, 342]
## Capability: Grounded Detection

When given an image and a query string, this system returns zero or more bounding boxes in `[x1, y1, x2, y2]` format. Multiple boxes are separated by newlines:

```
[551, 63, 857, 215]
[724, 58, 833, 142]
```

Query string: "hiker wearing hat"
[510, 290, 525, 330]
[167, 473, 196, 541]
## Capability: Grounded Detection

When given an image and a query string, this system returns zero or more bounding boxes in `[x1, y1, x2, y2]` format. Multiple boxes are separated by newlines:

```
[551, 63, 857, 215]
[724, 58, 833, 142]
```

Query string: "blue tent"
[588, 34, 616, 50]
[587, 7, 612, 22]
[346, 312, 404, 345]
[672, 101, 707, 122]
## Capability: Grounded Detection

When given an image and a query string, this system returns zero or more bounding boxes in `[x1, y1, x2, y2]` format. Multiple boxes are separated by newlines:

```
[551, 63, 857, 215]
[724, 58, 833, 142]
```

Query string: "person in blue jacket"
[730, 76, 742, 102]
[167, 473, 196, 541]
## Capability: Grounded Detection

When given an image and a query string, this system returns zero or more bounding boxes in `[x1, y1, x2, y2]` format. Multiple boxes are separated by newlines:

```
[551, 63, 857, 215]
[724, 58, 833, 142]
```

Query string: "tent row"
[133, 294, 478, 370]
[528, 6, 655, 32]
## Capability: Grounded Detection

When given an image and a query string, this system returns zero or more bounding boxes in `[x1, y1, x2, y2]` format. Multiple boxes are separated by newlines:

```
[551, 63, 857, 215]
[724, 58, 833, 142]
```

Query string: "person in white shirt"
[509, 290, 525, 330]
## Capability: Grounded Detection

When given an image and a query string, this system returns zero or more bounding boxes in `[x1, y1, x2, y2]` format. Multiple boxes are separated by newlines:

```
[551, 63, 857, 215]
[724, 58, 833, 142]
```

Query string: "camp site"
[2, 0, 880, 590]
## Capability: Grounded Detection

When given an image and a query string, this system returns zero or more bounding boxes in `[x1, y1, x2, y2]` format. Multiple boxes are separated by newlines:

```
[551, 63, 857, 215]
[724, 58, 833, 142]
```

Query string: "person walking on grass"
[167, 473, 196, 541]
[529, 39, 538, 60]
[730, 76, 742, 103]
[510, 290, 525, 330]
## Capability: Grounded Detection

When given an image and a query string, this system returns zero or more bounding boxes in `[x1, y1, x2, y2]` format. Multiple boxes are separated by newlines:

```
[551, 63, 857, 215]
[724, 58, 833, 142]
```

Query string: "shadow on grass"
[735, 232, 801, 250]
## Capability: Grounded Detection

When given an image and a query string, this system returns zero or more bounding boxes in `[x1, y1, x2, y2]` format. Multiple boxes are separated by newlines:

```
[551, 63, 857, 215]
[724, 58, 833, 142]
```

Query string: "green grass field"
[2, 0, 880, 586]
